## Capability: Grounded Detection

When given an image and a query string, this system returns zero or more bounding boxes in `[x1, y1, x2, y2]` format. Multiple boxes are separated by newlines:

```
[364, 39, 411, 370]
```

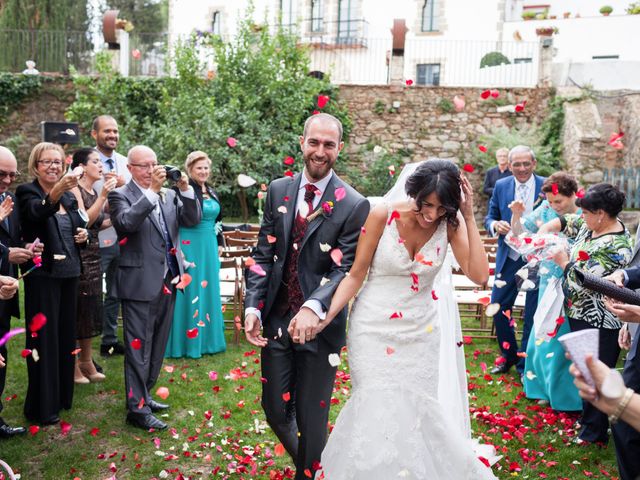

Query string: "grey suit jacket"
[244, 171, 370, 349]
[108, 181, 201, 302]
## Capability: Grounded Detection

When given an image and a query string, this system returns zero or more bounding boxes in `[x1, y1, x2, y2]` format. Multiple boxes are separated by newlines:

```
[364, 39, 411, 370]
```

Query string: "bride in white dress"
[309, 160, 498, 479]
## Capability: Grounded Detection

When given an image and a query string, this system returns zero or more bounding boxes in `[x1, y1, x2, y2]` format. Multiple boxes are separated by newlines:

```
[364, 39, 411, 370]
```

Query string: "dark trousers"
[569, 317, 621, 444]
[101, 243, 121, 347]
[261, 310, 338, 480]
[612, 350, 640, 480]
[122, 281, 176, 414]
[23, 275, 79, 424]
[0, 313, 9, 417]
[490, 256, 537, 372]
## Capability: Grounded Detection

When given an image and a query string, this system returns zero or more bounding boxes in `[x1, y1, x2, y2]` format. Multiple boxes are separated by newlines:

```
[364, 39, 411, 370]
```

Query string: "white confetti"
[526, 371, 536, 380]
[32, 348, 39, 362]
[485, 303, 500, 317]
[277, 206, 287, 214]
[191, 296, 199, 304]
[521, 279, 536, 291]
[494, 280, 507, 288]
[319, 242, 331, 252]
[545, 352, 555, 358]
[515, 268, 529, 280]
[328, 353, 341, 367]
[320, 277, 330, 286]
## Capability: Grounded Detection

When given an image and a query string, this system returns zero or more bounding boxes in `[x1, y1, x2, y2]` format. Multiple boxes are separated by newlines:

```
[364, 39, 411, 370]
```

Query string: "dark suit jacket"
[244, 172, 370, 349]
[484, 174, 545, 275]
[0, 191, 21, 319]
[108, 182, 201, 302]
[483, 166, 512, 197]
[16, 180, 87, 275]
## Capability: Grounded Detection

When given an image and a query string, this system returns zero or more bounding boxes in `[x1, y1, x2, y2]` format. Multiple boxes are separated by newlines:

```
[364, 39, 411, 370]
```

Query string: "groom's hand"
[289, 307, 320, 345]
[244, 314, 267, 347]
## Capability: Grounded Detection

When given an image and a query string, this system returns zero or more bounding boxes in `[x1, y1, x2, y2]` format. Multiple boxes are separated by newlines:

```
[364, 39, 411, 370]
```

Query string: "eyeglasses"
[0, 170, 20, 180]
[129, 163, 158, 171]
[37, 160, 63, 168]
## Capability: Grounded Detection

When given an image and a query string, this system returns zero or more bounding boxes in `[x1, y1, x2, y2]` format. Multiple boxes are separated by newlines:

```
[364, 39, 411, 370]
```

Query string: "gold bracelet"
[608, 388, 635, 425]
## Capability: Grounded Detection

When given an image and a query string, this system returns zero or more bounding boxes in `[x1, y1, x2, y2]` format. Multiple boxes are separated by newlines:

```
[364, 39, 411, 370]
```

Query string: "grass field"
[0, 321, 621, 480]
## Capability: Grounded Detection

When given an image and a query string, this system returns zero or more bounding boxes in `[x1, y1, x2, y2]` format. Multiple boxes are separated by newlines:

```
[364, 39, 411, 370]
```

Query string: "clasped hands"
[287, 307, 330, 345]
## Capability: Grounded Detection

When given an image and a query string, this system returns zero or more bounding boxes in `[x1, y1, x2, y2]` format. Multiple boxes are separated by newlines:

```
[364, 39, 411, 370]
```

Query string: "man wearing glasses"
[91, 115, 131, 358]
[0, 146, 42, 439]
[108, 146, 200, 430]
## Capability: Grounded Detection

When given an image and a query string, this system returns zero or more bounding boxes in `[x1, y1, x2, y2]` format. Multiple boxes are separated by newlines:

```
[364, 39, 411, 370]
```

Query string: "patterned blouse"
[561, 214, 632, 329]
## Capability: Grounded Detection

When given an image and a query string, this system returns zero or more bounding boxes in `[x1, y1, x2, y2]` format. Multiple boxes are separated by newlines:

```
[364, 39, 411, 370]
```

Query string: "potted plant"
[627, 2, 640, 14]
[600, 5, 613, 15]
[522, 10, 536, 20]
[563, 11, 571, 18]
[535, 26, 559, 36]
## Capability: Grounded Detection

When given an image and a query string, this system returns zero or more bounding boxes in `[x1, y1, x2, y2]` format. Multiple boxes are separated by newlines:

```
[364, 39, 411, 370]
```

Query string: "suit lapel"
[282, 175, 301, 248]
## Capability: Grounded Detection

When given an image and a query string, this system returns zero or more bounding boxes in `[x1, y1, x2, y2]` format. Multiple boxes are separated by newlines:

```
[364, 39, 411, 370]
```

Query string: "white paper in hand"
[558, 329, 599, 387]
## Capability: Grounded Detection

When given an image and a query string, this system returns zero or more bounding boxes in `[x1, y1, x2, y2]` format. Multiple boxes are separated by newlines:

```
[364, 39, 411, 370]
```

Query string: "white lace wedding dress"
[319, 209, 498, 480]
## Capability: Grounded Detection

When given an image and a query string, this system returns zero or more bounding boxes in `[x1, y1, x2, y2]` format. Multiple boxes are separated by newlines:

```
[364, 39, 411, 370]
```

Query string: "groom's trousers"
[261, 309, 339, 480]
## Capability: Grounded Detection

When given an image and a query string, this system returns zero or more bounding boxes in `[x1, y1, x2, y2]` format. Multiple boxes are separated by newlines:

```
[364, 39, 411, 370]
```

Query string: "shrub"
[480, 52, 511, 69]
[599, 5, 613, 14]
[0, 73, 43, 120]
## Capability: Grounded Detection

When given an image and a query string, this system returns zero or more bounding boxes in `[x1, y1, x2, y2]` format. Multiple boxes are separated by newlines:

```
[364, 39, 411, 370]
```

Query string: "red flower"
[317, 95, 330, 109]
[576, 188, 585, 198]
[463, 163, 475, 173]
[551, 183, 559, 195]
[478, 145, 488, 153]
[577, 250, 590, 261]
[515, 100, 527, 112]
[480, 90, 491, 99]
[405, 79, 414, 86]
[226, 137, 237, 147]
[284, 170, 294, 178]
[283, 156, 295, 165]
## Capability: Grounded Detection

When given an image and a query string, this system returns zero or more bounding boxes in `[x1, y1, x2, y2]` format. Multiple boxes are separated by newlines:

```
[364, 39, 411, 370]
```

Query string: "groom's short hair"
[303, 113, 343, 143]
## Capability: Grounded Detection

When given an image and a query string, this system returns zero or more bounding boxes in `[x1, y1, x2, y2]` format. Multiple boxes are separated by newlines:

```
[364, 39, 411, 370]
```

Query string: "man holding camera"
[108, 145, 200, 430]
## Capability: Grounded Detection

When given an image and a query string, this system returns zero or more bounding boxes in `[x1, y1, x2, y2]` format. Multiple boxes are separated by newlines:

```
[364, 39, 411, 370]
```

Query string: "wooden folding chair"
[225, 236, 258, 249]
[219, 257, 243, 345]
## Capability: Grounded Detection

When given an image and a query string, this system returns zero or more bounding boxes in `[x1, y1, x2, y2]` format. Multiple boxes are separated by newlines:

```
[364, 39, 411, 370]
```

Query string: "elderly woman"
[510, 172, 582, 411]
[541, 183, 632, 444]
[165, 151, 225, 358]
[70, 148, 117, 384]
[17, 142, 89, 425]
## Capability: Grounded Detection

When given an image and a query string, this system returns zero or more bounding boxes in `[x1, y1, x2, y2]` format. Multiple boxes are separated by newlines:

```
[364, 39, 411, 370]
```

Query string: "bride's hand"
[459, 174, 474, 219]
[288, 307, 320, 345]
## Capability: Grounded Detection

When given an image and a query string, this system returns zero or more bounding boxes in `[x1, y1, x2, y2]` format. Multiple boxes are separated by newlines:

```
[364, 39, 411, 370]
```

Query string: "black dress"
[76, 188, 104, 339]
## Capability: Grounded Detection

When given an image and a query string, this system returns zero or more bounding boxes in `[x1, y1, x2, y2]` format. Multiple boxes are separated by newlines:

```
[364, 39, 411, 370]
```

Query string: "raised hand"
[0, 194, 14, 222]
[508, 199, 526, 216]
[459, 174, 474, 219]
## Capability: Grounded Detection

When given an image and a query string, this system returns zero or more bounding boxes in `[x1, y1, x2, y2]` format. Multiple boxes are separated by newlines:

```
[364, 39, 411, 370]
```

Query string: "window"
[421, 0, 438, 32]
[280, 0, 298, 29]
[416, 63, 440, 85]
[513, 57, 532, 64]
[311, 0, 323, 32]
[338, 0, 357, 40]
[592, 55, 619, 60]
[212, 11, 221, 35]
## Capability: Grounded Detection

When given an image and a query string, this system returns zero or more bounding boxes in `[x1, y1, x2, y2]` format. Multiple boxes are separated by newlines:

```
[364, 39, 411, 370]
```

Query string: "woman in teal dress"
[165, 151, 226, 358]
[510, 172, 582, 411]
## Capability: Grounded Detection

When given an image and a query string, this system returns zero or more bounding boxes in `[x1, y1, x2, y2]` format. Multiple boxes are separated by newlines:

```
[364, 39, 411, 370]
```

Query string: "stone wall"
[340, 85, 553, 165]
[620, 95, 640, 169]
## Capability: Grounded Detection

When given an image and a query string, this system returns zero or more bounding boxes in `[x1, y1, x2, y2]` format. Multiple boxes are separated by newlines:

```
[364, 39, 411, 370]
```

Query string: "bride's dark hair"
[404, 159, 461, 229]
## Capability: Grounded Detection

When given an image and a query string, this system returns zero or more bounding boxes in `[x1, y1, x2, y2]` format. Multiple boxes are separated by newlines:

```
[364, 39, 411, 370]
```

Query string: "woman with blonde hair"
[165, 151, 226, 358]
[17, 142, 89, 424]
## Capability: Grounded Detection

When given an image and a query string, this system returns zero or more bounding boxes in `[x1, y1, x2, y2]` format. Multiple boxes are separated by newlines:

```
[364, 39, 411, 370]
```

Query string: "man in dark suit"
[484, 145, 545, 375]
[244, 113, 370, 479]
[0, 146, 42, 438]
[108, 145, 200, 430]
[483, 147, 512, 199]
[603, 234, 640, 480]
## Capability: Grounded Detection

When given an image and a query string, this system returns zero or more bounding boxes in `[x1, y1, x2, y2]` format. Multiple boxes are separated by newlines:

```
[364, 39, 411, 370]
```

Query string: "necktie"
[517, 183, 529, 204]
[300, 183, 318, 220]
[105, 158, 114, 172]
[157, 205, 180, 278]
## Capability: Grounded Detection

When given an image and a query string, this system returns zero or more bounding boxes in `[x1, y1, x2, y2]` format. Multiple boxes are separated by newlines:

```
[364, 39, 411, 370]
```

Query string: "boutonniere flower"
[307, 201, 334, 222]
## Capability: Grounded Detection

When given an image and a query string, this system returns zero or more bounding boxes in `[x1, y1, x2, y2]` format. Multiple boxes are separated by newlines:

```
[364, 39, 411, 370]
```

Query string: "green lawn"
[0, 325, 620, 479]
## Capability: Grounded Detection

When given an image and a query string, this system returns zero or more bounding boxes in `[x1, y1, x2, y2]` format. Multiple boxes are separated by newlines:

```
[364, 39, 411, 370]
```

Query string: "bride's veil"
[382, 160, 471, 439]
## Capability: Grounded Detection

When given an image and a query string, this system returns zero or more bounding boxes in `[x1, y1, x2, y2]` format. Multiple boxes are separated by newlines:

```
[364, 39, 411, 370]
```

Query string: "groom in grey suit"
[244, 113, 370, 479]
[108, 145, 200, 430]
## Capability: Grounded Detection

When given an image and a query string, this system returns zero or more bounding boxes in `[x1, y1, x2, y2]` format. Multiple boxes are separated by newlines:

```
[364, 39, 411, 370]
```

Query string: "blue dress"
[522, 200, 581, 411]
[165, 198, 226, 358]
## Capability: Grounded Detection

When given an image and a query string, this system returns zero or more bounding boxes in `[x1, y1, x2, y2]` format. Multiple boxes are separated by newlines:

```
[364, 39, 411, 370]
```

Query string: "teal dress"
[165, 198, 226, 358]
[522, 201, 582, 411]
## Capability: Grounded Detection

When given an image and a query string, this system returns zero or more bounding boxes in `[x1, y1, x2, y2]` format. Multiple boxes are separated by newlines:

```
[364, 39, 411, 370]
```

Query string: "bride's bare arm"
[320, 203, 388, 328]
[449, 175, 489, 285]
